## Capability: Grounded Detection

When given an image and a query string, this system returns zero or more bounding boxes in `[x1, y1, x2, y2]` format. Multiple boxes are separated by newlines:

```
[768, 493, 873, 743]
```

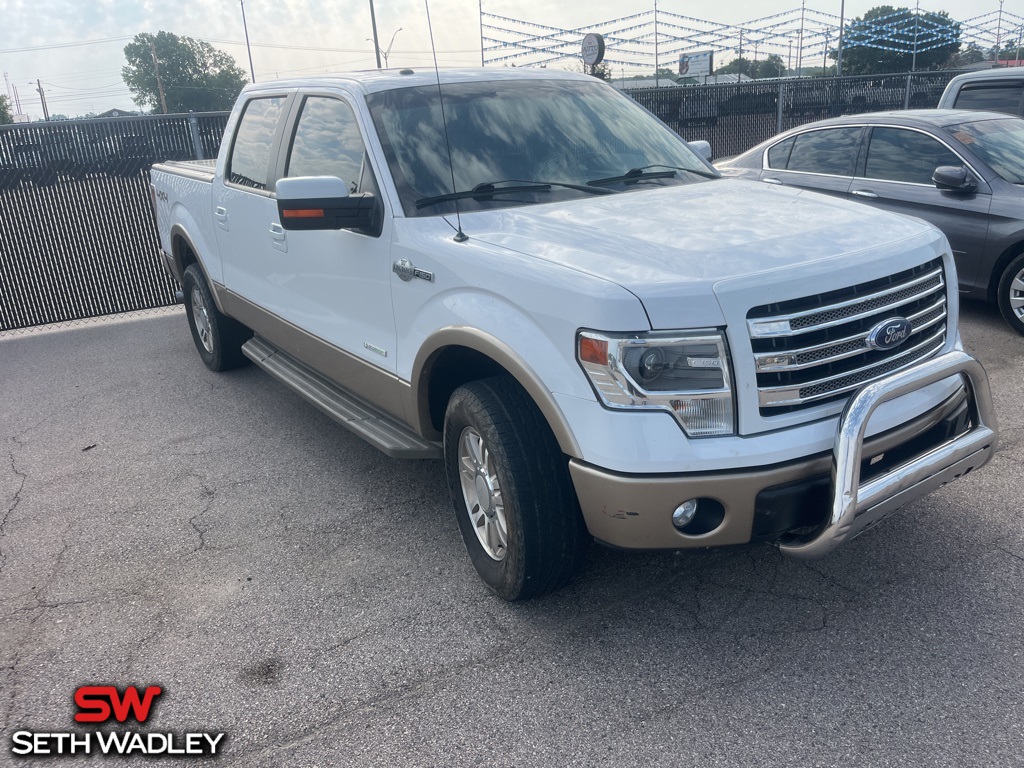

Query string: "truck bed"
[152, 159, 216, 183]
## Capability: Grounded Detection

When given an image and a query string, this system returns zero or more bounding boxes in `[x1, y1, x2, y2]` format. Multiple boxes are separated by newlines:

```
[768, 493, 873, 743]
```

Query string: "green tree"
[0, 94, 12, 124]
[943, 41, 986, 68]
[715, 57, 754, 77]
[716, 54, 788, 79]
[122, 31, 249, 113]
[589, 63, 612, 81]
[994, 38, 1024, 63]
[835, 6, 961, 74]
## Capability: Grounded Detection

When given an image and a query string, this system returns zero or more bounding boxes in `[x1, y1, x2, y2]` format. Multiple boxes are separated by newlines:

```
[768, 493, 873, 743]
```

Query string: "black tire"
[182, 263, 252, 371]
[443, 375, 589, 601]
[997, 253, 1024, 336]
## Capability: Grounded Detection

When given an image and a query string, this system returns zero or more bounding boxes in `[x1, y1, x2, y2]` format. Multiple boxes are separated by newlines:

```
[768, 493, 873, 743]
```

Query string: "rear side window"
[228, 96, 288, 190]
[864, 127, 961, 184]
[782, 128, 861, 175]
[954, 83, 1024, 116]
[766, 137, 795, 169]
[286, 97, 368, 192]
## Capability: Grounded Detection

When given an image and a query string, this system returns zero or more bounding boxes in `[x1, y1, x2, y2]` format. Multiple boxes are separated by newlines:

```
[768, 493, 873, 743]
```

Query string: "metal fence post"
[188, 110, 205, 161]
[903, 72, 913, 110]
[777, 79, 785, 133]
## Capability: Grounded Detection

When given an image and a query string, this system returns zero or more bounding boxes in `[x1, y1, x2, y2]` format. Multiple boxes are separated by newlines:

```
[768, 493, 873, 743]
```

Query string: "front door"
[848, 126, 992, 289]
[272, 93, 398, 376]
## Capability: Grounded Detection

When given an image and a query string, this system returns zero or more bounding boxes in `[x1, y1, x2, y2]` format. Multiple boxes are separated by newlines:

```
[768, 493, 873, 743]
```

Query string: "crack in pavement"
[0, 450, 29, 578]
[188, 481, 217, 556]
[237, 637, 531, 759]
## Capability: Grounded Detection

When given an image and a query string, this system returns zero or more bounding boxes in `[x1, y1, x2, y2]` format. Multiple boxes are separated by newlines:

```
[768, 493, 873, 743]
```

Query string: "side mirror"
[276, 175, 377, 231]
[689, 140, 713, 161]
[932, 165, 978, 194]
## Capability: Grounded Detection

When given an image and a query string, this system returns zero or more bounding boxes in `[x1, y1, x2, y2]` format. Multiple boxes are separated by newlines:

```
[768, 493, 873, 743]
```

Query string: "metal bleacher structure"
[481, 4, 1024, 77]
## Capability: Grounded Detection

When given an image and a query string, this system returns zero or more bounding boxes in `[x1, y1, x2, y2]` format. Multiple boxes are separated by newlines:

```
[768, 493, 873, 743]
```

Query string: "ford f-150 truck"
[151, 68, 998, 600]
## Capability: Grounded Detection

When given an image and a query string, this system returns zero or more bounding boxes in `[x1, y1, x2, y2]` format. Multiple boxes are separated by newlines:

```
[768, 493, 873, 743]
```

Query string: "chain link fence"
[627, 71, 961, 160]
[0, 112, 229, 331]
[1, 72, 963, 331]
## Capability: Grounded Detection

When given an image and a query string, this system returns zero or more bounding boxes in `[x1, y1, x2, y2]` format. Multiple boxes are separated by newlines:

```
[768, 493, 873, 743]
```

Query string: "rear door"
[757, 126, 864, 198]
[848, 126, 991, 290]
[213, 92, 293, 307]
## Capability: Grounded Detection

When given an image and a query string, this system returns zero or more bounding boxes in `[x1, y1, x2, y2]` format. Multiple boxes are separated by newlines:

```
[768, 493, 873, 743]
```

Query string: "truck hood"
[463, 178, 941, 328]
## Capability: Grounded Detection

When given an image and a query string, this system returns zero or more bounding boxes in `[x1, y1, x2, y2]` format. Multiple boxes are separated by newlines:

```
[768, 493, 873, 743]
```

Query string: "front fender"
[412, 323, 584, 457]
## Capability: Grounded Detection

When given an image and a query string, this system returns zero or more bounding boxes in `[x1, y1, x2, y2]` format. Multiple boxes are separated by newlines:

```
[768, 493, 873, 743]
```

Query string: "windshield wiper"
[416, 179, 613, 209]
[587, 164, 719, 187]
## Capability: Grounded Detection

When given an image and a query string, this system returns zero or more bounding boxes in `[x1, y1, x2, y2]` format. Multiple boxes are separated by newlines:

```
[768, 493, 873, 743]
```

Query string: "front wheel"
[182, 264, 252, 371]
[997, 253, 1024, 336]
[443, 376, 589, 601]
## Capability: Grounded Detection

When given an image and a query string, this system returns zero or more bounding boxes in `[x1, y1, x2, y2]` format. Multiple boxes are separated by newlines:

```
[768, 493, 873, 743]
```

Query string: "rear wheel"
[443, 376, 589, 601]
[997, 253, 1024, 336]
[182, 264, 252, 371]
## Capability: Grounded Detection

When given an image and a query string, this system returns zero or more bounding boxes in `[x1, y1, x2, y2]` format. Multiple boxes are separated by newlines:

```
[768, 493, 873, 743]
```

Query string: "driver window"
[286, 96, 372, 194]
[863, 127, 961, 185]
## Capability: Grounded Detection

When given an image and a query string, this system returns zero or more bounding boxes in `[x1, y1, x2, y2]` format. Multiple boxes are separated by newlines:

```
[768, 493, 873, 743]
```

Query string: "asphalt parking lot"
[2, 300, 1022, 767]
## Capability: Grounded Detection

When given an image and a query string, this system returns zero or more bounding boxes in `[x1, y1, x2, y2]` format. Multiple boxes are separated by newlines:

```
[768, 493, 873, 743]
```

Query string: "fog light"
[672, 499, 699, 530]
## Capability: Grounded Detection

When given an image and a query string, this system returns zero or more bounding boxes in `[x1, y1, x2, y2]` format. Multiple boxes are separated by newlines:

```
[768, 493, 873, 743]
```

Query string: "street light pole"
[367, 28, 403, 68]
[368, 0, 383, 69]
[239, 0, 256, 82]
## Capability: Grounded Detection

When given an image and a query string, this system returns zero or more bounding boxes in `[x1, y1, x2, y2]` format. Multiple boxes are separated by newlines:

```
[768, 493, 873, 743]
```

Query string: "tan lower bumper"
[569, 386, 969, 550]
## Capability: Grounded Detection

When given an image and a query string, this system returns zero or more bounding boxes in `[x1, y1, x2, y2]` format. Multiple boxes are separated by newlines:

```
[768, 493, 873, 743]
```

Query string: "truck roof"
[240, 67, 594, 97]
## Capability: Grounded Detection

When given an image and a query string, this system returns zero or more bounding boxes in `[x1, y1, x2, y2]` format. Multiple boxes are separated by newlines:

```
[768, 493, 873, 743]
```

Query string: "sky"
[0, 0, 1017, 119]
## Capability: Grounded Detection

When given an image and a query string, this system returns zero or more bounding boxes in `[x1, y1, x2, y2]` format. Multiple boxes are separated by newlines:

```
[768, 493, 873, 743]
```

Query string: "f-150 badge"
[393, 259, 434, 283]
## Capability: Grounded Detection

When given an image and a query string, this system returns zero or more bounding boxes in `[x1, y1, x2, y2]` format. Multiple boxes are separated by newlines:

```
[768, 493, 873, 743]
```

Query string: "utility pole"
[33, 79, 50, 121]
[995, 0, 1004, 63]
[837, 0, 845, 77]
[368, 0, 382, 68]
[911, 0, 920, 72]
[150, 39, 168, 114]
[239, 0, 256, 82]
[654, 0, 659, 88]
[797, 0, 806, 75]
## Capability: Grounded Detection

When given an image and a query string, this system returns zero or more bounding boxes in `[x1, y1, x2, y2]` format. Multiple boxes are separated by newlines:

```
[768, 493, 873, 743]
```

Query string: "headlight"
[577, 329, 735, 437]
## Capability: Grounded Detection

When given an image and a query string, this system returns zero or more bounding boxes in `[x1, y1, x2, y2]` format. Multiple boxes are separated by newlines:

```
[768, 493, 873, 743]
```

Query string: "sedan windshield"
[366, 78, 716, 216]
[946, 118, 1024, 184]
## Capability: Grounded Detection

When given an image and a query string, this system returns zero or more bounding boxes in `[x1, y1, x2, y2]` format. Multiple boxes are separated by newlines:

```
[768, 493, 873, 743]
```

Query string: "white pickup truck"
[151, 68, 997, 600]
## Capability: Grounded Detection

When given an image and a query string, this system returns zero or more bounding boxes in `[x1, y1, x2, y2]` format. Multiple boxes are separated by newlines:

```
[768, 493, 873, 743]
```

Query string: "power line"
[0, 36, 132, 54]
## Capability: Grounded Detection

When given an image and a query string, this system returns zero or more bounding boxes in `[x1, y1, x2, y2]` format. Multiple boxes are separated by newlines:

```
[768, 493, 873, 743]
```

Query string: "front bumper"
[569, 350, 997, 555]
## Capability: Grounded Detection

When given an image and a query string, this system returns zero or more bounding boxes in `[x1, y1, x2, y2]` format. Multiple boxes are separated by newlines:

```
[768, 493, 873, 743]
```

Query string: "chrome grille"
[748, 259, 948, 415]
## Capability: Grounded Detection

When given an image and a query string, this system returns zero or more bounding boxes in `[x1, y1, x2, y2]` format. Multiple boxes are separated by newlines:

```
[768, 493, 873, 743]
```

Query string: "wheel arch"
[412, 328, 582, 459]
[988, 238, 1024, 303]
[170, 224, 229, 315]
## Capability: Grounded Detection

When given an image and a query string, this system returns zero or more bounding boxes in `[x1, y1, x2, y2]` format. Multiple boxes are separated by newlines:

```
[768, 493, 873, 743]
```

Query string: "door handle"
[269, 223, 286, 240]
[852, 190, 879, 199]
[214, 206, 228, 222]
[762, 177, 783, 185]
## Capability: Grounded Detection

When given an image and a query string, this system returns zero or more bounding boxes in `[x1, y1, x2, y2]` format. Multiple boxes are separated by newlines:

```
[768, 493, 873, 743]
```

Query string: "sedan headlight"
[577, 329, 735, 437]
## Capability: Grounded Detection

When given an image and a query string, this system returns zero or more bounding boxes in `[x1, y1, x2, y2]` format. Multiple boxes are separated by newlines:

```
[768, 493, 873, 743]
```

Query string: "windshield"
[946, 117, 1024, 184]
[365, 78, 716, 216]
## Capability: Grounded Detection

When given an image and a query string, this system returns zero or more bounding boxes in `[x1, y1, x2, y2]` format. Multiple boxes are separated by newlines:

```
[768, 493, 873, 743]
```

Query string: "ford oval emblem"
[867, 317, 913, 351]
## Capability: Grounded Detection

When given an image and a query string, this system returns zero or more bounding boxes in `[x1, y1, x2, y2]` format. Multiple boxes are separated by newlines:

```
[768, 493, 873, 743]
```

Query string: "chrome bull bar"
[779, 350, 997, 560]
